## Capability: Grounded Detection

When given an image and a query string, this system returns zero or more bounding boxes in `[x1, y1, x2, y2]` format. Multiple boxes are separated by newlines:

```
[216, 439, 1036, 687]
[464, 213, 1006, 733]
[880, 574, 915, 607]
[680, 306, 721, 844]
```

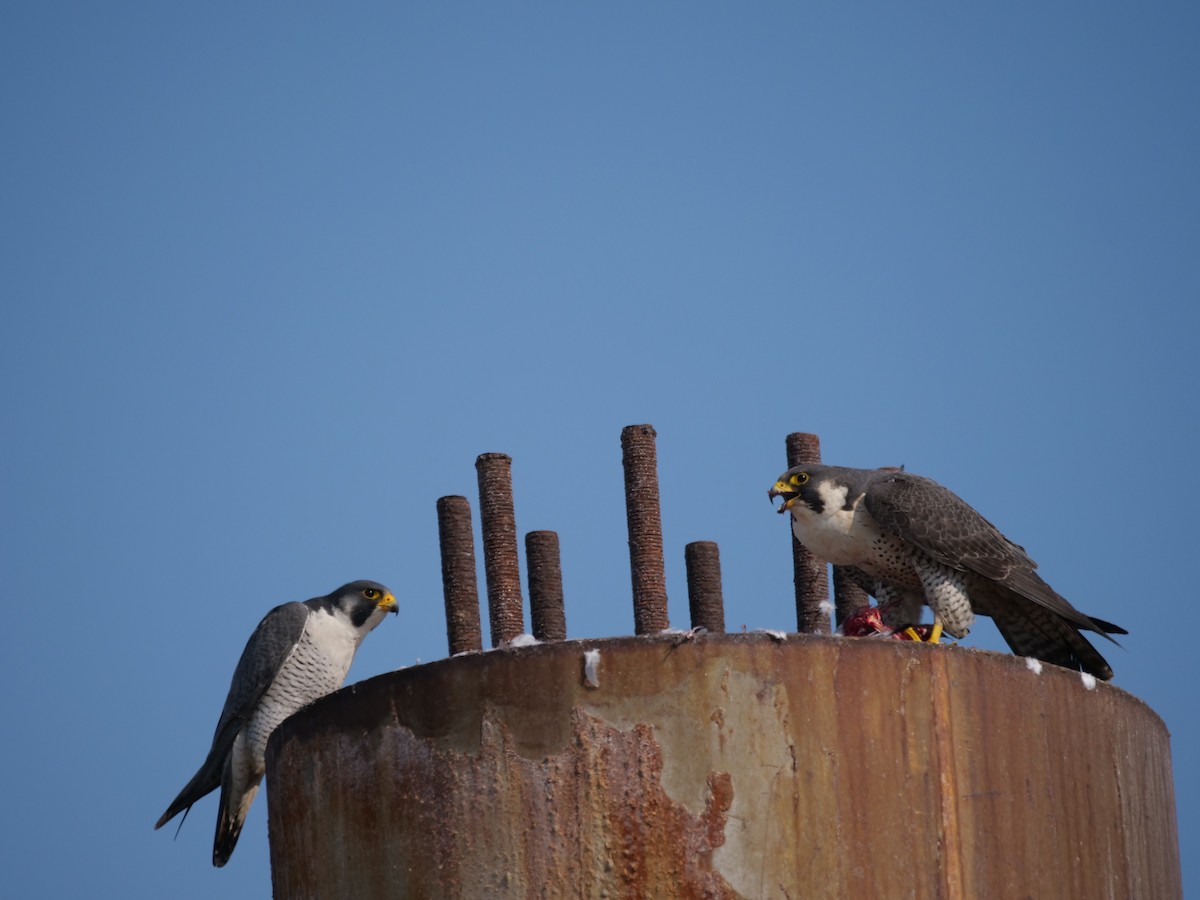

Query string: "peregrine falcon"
[768, 465, 1125, 679]
[155, 580, 397, 866]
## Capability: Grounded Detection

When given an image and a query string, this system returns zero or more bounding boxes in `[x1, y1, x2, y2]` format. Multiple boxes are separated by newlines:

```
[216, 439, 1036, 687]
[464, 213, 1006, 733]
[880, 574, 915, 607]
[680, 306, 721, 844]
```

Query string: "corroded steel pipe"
[475, 452, 525, 645]
[684, 540, 725, 633]
[436, 495, 483, 654]
[621, 424, 669, 634]
[785, 431, 830, 633]
[526, 530, 567, 641]
[268, 638, 1181, 899]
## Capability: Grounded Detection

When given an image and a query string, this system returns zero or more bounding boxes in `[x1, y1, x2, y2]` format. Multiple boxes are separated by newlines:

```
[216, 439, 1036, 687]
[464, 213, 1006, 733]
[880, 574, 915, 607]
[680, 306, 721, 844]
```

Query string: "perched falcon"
[768, 465, 1125, 679]
[155, 580, 397, 866]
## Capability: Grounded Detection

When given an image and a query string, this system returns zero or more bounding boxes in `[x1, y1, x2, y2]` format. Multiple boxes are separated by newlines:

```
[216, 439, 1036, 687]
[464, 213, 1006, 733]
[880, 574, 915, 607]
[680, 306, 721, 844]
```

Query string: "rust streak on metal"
[785, 431, 830, 633]
[621, 424, 669, 634]
[526, 530, 567, 641]
[436, 495, 483, 654]
[684, 541, 725, 633]
[930, 648, 967, 899]
[475, 452, 525, 646]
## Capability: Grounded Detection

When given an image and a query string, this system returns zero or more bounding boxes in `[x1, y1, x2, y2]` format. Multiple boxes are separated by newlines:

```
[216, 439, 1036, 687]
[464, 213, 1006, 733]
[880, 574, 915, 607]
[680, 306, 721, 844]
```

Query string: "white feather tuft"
[583, 649, 601, 688]
[1024, 657, 1044, 675]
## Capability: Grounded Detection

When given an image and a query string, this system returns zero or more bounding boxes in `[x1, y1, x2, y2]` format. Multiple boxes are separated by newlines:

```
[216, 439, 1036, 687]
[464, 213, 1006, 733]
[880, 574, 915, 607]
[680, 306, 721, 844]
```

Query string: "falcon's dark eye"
[362, 588, 380, 600]
[792, 472, 809, 486]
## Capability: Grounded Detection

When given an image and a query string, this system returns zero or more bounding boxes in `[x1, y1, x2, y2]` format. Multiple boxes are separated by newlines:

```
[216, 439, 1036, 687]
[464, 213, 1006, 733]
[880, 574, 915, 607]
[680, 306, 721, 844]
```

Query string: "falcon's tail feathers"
[993, 605, 1116, 681]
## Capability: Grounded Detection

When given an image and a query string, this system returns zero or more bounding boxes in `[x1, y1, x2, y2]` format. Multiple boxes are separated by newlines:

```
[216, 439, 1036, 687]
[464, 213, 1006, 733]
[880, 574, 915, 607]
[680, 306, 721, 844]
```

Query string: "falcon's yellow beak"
[768, 481, 799, 513]
[378, 592, 398, 614]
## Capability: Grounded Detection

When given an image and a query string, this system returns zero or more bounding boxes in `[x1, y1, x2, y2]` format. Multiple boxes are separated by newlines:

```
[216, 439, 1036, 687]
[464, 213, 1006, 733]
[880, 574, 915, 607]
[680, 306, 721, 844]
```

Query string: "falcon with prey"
[769, 465, 1125, 679]
[156, 580, 397, 865]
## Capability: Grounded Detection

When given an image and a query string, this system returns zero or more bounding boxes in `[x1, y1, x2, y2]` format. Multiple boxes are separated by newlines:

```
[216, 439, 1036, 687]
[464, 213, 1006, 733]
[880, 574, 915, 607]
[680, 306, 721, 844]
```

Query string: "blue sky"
[3, 3, 1196, 897]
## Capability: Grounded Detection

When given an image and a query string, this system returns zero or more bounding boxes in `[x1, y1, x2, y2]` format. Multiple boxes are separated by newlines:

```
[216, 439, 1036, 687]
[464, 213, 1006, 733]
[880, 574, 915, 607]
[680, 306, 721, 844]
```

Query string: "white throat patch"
[788, 481, 880, 566]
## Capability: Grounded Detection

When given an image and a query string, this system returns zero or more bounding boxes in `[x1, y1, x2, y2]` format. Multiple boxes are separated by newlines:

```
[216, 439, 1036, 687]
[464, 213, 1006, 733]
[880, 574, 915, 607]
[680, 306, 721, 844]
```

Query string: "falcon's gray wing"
[861, 471, 1112, 637]
[155, 601, 310, 829]
[861, 471, 1032, 578]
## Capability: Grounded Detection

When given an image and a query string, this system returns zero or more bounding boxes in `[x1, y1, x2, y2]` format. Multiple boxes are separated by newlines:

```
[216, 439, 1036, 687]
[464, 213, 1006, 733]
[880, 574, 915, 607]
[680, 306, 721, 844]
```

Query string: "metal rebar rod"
[684, 540, 725, 634]
[526, 530, 567, 641]
[475, 452, 525, 646]
[621, 424, 669, 635]
[785, 432, 830, 634]
[436, 495, 483, 655]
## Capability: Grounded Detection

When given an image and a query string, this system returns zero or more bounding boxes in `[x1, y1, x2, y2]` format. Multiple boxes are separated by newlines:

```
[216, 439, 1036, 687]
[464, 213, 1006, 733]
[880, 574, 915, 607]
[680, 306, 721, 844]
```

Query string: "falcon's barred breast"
[769, 464, 1125, 679]
[155, 580, 398, 866]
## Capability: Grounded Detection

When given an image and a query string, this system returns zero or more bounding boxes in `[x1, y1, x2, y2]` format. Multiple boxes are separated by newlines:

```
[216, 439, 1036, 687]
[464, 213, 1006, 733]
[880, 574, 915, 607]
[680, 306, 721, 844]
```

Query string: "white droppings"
[1024, 657, 1044, 675]
[507, 633, 540, 648]
[583, 649, 601, 688]
[1080, 672, 1098, 691]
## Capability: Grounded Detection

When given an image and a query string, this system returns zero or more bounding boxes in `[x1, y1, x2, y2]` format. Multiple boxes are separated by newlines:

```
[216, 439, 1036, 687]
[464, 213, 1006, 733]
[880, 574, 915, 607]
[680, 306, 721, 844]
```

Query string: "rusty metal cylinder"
[267, 639, 1181, 899]
[684, 540, 725, 633]
[526, 530, 567, 641]
[785, 431, 830, 633]
[436, 495, 483, 655]
[475, 452, 525, 645]
[621, 424, 669, 634]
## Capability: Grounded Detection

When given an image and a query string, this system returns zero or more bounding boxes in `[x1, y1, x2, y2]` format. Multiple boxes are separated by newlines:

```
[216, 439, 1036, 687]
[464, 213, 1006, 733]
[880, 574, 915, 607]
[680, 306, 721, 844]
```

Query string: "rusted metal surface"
[526, 530, 567, 641]
[267, 638, 1181, 900]
[621, 424, 669, 634]
[436, 495, 483, 654]
[684, 540, 725, 633]
[785, 432, 831, 633]
[475, 452, 525, 645]
[832, 564, 870, 630]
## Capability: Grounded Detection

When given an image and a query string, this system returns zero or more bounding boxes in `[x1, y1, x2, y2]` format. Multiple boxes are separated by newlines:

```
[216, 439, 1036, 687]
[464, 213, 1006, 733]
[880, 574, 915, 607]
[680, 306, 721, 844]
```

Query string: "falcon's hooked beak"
[768, 481, 799, 514]
[378, 592, 399, 614]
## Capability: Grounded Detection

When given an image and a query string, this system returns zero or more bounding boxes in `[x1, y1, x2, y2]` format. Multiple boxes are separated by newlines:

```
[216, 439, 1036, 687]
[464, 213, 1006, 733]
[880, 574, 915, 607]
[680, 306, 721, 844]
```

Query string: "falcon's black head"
[768, 465, 832, 515]
[327, 579, 399, 628]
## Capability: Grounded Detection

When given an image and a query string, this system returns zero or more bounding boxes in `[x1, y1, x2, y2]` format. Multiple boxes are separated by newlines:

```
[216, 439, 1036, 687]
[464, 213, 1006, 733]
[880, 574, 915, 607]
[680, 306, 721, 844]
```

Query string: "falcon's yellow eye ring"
[791, 472, 809, 486]
[363, 589, 380, 600]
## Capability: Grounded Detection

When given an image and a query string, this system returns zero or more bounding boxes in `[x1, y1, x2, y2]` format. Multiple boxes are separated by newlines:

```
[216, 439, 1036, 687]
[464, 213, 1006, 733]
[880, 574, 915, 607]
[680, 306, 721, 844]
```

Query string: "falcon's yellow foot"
[900, 621, 944, 643]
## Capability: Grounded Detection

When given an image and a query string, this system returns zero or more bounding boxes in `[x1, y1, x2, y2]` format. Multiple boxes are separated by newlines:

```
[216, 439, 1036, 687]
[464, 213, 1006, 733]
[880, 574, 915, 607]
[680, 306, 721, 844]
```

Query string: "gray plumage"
[769, 465, 1125, 679]
[156, 580, 397, 865]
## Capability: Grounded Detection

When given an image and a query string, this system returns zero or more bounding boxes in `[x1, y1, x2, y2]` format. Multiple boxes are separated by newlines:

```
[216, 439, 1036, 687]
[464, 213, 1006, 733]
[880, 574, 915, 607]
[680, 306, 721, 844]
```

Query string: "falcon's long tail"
[992, 602, 1119, 680]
